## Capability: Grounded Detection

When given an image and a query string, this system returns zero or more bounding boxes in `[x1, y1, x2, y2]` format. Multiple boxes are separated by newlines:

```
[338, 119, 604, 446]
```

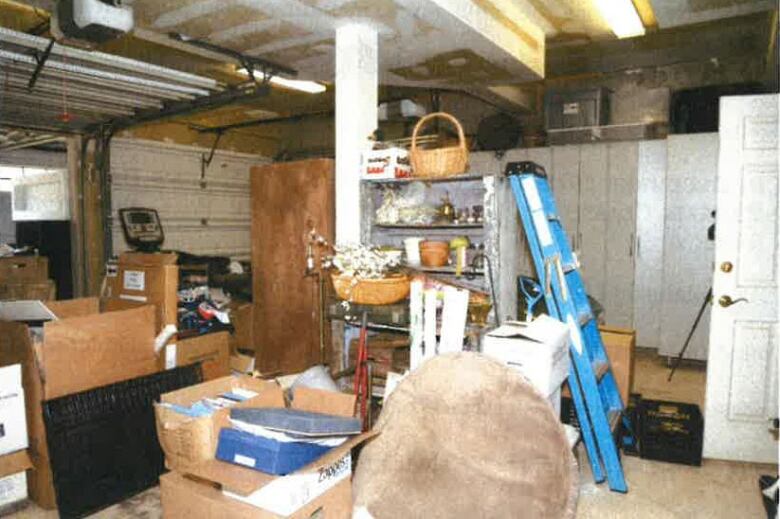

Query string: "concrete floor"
[8, 350, 777, 518]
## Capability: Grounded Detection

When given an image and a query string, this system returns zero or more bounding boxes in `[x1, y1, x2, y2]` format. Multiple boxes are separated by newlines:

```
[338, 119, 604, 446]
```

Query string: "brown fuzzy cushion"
[353, 352, 578, 519]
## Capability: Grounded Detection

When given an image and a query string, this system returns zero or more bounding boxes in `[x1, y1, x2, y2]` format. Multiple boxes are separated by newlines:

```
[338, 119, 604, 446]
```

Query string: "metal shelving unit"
[360, 171, 523, 323]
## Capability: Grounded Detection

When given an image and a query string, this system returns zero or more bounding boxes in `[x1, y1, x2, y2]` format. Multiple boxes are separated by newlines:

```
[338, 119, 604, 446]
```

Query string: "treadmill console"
[119, 207, 164, 252]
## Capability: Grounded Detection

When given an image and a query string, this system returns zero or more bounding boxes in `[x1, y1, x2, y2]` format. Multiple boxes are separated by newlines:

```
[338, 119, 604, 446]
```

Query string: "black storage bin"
[638, 399, 703, 466]
[43, 365, 202, 518]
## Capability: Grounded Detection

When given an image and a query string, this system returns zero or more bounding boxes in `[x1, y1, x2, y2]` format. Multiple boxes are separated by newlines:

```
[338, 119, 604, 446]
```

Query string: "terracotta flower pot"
[419, 241, 449, 267]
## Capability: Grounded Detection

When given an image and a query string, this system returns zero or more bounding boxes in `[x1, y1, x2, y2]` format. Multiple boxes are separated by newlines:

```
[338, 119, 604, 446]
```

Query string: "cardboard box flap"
[0, 450, 32, 478]
[46, 297, 100, 319]
[119, 252, 178, 266]
[486, 315, 568, 344]
[291, 387, 356, 418]
[40, 305, 158, 399]
[0, 300, 57, 323]
[160, 376, 283, 407]
[184, 430, 378, 496]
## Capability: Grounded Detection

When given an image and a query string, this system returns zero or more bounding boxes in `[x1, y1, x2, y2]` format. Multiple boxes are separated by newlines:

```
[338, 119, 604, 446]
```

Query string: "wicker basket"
[331, 273, 411, 305]
[410, 112, 469, 179]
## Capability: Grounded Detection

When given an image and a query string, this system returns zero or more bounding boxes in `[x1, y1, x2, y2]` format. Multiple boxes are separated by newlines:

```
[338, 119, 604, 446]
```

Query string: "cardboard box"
[0, 257, 48, 283]
[230, 353, 256, 375]
[0, 450, 32, 514]
[600, 326, 636, 406]
[0, 280, 56, 301]
[561, 326, 636, 406]
[0, 365, 27, 456]
[0, 298, 159, 509]
[361, 147, 412, 180]
[161, 332, 230, 381]
[155, 376, 285, 471]
[230, 303, 254, 352]
[482, 315, 571, 398]
[104, 252, 178, 331]
[348, 335, 410, 379]
[164, 387, 370, 518]
[160, 471, 352, 519]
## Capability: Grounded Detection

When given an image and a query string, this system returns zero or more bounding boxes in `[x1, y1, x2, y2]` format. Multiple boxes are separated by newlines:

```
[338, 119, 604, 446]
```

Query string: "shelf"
[411, 265, 484, 276]
[362, 173, 486, 185]
[375, 223, 484, 230]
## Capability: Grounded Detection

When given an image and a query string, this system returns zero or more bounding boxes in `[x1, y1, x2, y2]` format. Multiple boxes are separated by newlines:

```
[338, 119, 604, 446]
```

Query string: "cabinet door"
[577, 143, 609, 306]
[634, 140, 667, 348]
[551, 145, 580, 251]
[604, 142, 638, 328]
[659, 134, 718, 359]
[251, 159, 335, 373]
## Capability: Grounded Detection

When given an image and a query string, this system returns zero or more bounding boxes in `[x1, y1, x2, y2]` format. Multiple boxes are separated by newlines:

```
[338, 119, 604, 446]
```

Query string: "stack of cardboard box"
[0, 256, 55, 301]
[103, 252, 231, 381]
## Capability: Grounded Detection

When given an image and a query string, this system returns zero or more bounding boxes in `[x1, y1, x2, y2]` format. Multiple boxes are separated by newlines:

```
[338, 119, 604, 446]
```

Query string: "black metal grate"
[43, 365, 202, 519]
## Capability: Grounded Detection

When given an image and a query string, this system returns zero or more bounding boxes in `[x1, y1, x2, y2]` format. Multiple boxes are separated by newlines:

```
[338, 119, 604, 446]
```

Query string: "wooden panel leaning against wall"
[251, 159, 335, 374]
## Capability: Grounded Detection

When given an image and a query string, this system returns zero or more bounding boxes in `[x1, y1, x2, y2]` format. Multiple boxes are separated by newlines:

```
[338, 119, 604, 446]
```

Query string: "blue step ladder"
[506, 161, 630, 493]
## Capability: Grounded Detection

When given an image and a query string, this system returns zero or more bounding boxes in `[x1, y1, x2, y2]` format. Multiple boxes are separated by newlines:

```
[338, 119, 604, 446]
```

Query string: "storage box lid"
[486, 315, 569, 346]
[0, 301, 57, 324]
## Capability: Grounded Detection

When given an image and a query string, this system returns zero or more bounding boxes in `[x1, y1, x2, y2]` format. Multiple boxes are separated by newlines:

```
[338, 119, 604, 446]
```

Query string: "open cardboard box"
[160, 381, 373, 518]
[162, 331, 231, 381]
[0, 297, 159, 509]
[155, 375, 285, 471]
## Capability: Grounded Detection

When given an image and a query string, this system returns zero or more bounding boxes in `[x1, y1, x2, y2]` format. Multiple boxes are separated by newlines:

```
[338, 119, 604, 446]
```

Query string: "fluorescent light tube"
[594, 0, 645, 39]
[238, 68, 326, 94]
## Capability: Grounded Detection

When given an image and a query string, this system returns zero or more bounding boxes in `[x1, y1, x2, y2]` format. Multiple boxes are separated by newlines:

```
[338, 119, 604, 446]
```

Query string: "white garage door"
[110, 138, 266, 260]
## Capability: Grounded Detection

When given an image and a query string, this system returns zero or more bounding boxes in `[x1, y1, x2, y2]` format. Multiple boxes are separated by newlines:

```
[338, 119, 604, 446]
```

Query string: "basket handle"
[411, 112, 467, 154]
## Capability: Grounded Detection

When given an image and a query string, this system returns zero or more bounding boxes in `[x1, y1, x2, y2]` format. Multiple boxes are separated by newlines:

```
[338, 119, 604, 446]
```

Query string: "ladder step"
[562, 262, 578, 273]
[608, 409, 621, 433]
[593, 360, 609, 381]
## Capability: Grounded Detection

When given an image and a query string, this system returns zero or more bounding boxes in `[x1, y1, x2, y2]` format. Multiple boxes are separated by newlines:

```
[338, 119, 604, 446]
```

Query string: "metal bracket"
[168, 32, 296, 79]
[200, 130, 224, 188]
[28, 38, 55, 91]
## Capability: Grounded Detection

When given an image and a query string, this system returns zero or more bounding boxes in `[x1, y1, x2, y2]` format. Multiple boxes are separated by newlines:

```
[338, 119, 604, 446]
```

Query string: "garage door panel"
[111, 138, 265, 260]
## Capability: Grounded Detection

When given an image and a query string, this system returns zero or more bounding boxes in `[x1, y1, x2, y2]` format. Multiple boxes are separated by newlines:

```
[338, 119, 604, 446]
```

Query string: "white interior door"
[703, 94, 778, 463]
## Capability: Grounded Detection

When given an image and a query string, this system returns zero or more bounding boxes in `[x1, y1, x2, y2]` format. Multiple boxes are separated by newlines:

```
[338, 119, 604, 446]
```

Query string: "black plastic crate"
[638, 399, 703, 466]
[43, 365, 202, 519]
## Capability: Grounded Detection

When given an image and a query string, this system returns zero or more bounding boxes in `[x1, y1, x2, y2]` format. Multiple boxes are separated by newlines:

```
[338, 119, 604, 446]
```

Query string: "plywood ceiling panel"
[128, 0, 545, 84]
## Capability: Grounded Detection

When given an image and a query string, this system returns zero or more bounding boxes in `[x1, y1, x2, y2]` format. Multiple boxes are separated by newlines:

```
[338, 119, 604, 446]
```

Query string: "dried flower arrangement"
[327, 243, 402, 279]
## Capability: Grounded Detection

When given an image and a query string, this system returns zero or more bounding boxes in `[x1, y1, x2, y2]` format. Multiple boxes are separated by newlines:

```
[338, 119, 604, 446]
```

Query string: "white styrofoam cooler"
[0, 364, 27, 456]
[482, 315, 571, 415]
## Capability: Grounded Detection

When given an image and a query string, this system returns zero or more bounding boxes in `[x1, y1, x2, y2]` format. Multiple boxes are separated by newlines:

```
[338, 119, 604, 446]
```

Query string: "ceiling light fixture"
[238, 68, 326, 94]
[593, 0, 645, 39]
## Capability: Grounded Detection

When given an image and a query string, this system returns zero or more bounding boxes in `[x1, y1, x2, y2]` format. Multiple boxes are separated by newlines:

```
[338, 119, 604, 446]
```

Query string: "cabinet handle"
[629, 233, 634, 257]
[636, 236, 641, 258]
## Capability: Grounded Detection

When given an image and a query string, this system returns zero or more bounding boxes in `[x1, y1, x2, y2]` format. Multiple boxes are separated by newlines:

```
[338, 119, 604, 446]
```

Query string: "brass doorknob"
[718, 295, 749, 307]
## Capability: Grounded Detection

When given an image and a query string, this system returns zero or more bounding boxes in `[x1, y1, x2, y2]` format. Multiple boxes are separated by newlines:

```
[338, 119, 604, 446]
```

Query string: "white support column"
[335, 23, 378, 244]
